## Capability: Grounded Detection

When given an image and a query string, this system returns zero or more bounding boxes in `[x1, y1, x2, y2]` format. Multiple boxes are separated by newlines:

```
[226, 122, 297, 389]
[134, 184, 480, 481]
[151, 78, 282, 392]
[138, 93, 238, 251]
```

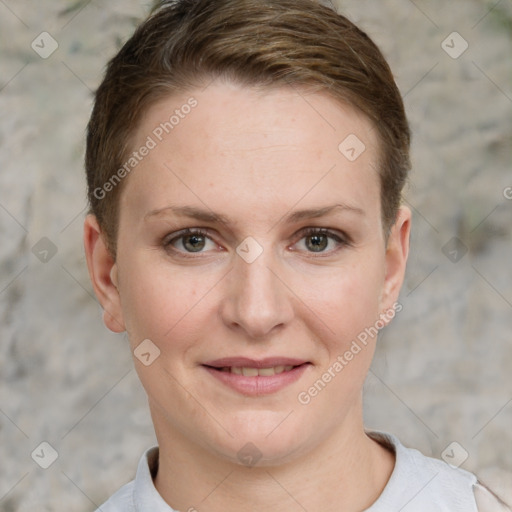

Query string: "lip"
[203, 357, 308, 368]
[202, 357, 311, 396]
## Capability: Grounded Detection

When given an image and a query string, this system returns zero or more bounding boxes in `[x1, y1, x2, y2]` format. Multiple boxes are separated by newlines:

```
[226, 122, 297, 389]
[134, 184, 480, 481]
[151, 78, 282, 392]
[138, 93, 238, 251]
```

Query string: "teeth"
[258, 366, 278, 376]
[221, 365, 296, 376]
[242, 367, 259, 377]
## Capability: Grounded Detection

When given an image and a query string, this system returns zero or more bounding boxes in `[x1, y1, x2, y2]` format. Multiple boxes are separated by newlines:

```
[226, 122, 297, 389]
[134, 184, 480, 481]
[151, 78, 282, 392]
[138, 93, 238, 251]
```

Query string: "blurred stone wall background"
[0, 0, 511, 510]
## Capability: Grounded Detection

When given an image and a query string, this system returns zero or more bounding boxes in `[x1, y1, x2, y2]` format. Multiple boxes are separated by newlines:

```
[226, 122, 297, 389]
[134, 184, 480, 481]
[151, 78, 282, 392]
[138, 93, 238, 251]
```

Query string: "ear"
[83, 214, 126, 333]
[379, 205, 411, 320]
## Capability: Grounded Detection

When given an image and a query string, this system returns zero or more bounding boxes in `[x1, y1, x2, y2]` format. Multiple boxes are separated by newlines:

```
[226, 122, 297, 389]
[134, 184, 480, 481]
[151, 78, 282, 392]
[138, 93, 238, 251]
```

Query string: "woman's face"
[96, 80, 410, 465]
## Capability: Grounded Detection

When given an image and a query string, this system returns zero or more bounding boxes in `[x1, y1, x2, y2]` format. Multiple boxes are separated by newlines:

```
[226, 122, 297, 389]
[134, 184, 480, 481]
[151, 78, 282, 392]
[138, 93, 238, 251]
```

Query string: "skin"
[84, 79, 411, 512]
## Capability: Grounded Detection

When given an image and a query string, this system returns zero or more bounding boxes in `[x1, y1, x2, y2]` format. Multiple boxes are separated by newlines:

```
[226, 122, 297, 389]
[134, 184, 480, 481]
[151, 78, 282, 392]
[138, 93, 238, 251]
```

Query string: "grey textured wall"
[0, 1, 511, 510]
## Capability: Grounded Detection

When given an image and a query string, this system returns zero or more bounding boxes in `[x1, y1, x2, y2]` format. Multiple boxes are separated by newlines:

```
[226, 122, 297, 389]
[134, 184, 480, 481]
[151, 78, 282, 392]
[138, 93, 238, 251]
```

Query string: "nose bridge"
[222, 241, 293, 338]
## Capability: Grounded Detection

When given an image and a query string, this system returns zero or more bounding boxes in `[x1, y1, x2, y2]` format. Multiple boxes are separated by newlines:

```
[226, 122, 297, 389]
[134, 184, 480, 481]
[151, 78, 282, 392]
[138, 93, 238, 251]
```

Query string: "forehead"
[120, 80, 381, 225]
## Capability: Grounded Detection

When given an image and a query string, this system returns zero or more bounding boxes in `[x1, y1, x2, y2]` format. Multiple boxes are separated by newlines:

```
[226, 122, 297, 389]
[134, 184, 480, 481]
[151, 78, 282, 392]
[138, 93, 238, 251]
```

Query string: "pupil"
[184, 235, 205, 252]
[307, 234, 327, 252]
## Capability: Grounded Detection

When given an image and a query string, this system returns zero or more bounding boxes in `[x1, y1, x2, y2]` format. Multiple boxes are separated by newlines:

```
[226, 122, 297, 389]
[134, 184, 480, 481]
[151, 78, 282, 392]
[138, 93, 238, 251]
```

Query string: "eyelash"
[163, 227, 350, 258]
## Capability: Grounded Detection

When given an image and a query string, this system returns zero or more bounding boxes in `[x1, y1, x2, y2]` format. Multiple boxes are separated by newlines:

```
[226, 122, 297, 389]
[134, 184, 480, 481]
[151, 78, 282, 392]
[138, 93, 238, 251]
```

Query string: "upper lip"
[203, 357, 309, 368]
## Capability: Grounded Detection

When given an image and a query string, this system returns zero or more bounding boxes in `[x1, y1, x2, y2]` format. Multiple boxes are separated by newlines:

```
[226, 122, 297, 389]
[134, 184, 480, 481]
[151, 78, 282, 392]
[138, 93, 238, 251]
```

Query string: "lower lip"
[202, 364, 310, 396]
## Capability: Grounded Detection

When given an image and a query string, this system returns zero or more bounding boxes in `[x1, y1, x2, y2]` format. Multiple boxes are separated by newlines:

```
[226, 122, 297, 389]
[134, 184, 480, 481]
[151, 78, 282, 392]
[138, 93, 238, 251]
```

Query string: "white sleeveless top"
[95, 431, 510, 511]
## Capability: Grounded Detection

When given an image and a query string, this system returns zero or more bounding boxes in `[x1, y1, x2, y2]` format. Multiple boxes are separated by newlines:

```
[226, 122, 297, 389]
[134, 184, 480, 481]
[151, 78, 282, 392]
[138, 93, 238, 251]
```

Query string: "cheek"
[117, 255, 216, 346]
[300, 258, 385, 346]
[307, 267, 384, 391]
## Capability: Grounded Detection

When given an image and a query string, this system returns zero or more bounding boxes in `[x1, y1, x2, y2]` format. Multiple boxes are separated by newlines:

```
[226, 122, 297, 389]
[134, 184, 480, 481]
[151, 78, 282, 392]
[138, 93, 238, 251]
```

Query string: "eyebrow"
[144, 203, 364, 225]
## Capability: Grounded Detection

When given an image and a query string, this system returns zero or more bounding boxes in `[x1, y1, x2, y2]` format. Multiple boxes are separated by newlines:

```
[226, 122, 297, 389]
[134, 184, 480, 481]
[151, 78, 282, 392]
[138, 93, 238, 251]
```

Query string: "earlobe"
[379, 206, 411, 318]
[83, 214, 126, 333]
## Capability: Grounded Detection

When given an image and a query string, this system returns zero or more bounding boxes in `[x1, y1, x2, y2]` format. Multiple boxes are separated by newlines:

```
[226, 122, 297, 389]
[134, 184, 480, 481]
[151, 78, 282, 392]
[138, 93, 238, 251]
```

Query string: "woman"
[83, 0, 510, 509]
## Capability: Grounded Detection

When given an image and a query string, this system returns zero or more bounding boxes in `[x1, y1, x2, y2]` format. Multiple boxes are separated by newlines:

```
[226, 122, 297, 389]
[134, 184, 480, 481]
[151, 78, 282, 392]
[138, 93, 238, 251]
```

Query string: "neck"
[153, 402, 394, 512]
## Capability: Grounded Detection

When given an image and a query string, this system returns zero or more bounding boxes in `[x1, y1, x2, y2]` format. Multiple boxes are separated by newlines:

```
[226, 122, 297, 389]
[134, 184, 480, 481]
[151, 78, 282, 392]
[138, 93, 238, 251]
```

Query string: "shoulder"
[93, 446, 161, 512]
[474, 481, 512, 512]
[94, 479, 136, 512]
[367, 431, 511, 511]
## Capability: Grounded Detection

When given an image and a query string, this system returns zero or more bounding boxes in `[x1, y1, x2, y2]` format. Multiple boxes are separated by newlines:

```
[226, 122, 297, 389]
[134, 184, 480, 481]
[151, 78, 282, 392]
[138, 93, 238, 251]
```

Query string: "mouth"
[211, 365, 298, 376]
[201, 357, 311, 396]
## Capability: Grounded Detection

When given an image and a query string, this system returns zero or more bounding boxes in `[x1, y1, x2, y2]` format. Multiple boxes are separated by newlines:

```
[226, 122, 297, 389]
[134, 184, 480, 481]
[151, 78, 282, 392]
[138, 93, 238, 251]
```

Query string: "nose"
[219, 247, 294, 340]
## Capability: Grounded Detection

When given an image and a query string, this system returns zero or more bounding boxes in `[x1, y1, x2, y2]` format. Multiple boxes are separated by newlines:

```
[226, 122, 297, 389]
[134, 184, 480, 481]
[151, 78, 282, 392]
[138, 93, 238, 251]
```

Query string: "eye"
[294, 228, 348, 254]
[164, 228, 218, 254]
[163, 227, 349, 258]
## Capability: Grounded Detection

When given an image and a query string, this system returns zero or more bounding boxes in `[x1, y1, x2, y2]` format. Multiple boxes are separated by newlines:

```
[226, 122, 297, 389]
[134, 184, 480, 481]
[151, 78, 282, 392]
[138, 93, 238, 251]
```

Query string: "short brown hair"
[86, 0, 410, 258]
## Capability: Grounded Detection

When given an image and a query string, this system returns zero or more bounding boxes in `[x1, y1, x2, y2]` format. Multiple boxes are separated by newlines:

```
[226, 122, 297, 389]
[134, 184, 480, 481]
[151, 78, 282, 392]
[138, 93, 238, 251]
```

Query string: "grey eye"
[181, 234, 207, 252]
[305, 234, 329, 252]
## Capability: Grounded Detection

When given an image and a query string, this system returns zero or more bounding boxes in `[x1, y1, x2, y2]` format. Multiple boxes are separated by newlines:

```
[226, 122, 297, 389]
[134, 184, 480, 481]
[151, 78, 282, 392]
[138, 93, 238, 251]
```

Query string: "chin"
[211, 411, 317, 467]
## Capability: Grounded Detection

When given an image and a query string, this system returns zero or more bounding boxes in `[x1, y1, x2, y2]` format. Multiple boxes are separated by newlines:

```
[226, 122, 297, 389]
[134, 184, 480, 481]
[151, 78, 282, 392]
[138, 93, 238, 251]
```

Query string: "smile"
[202, 357, 310, 396]
[217, 365, 296, 376]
